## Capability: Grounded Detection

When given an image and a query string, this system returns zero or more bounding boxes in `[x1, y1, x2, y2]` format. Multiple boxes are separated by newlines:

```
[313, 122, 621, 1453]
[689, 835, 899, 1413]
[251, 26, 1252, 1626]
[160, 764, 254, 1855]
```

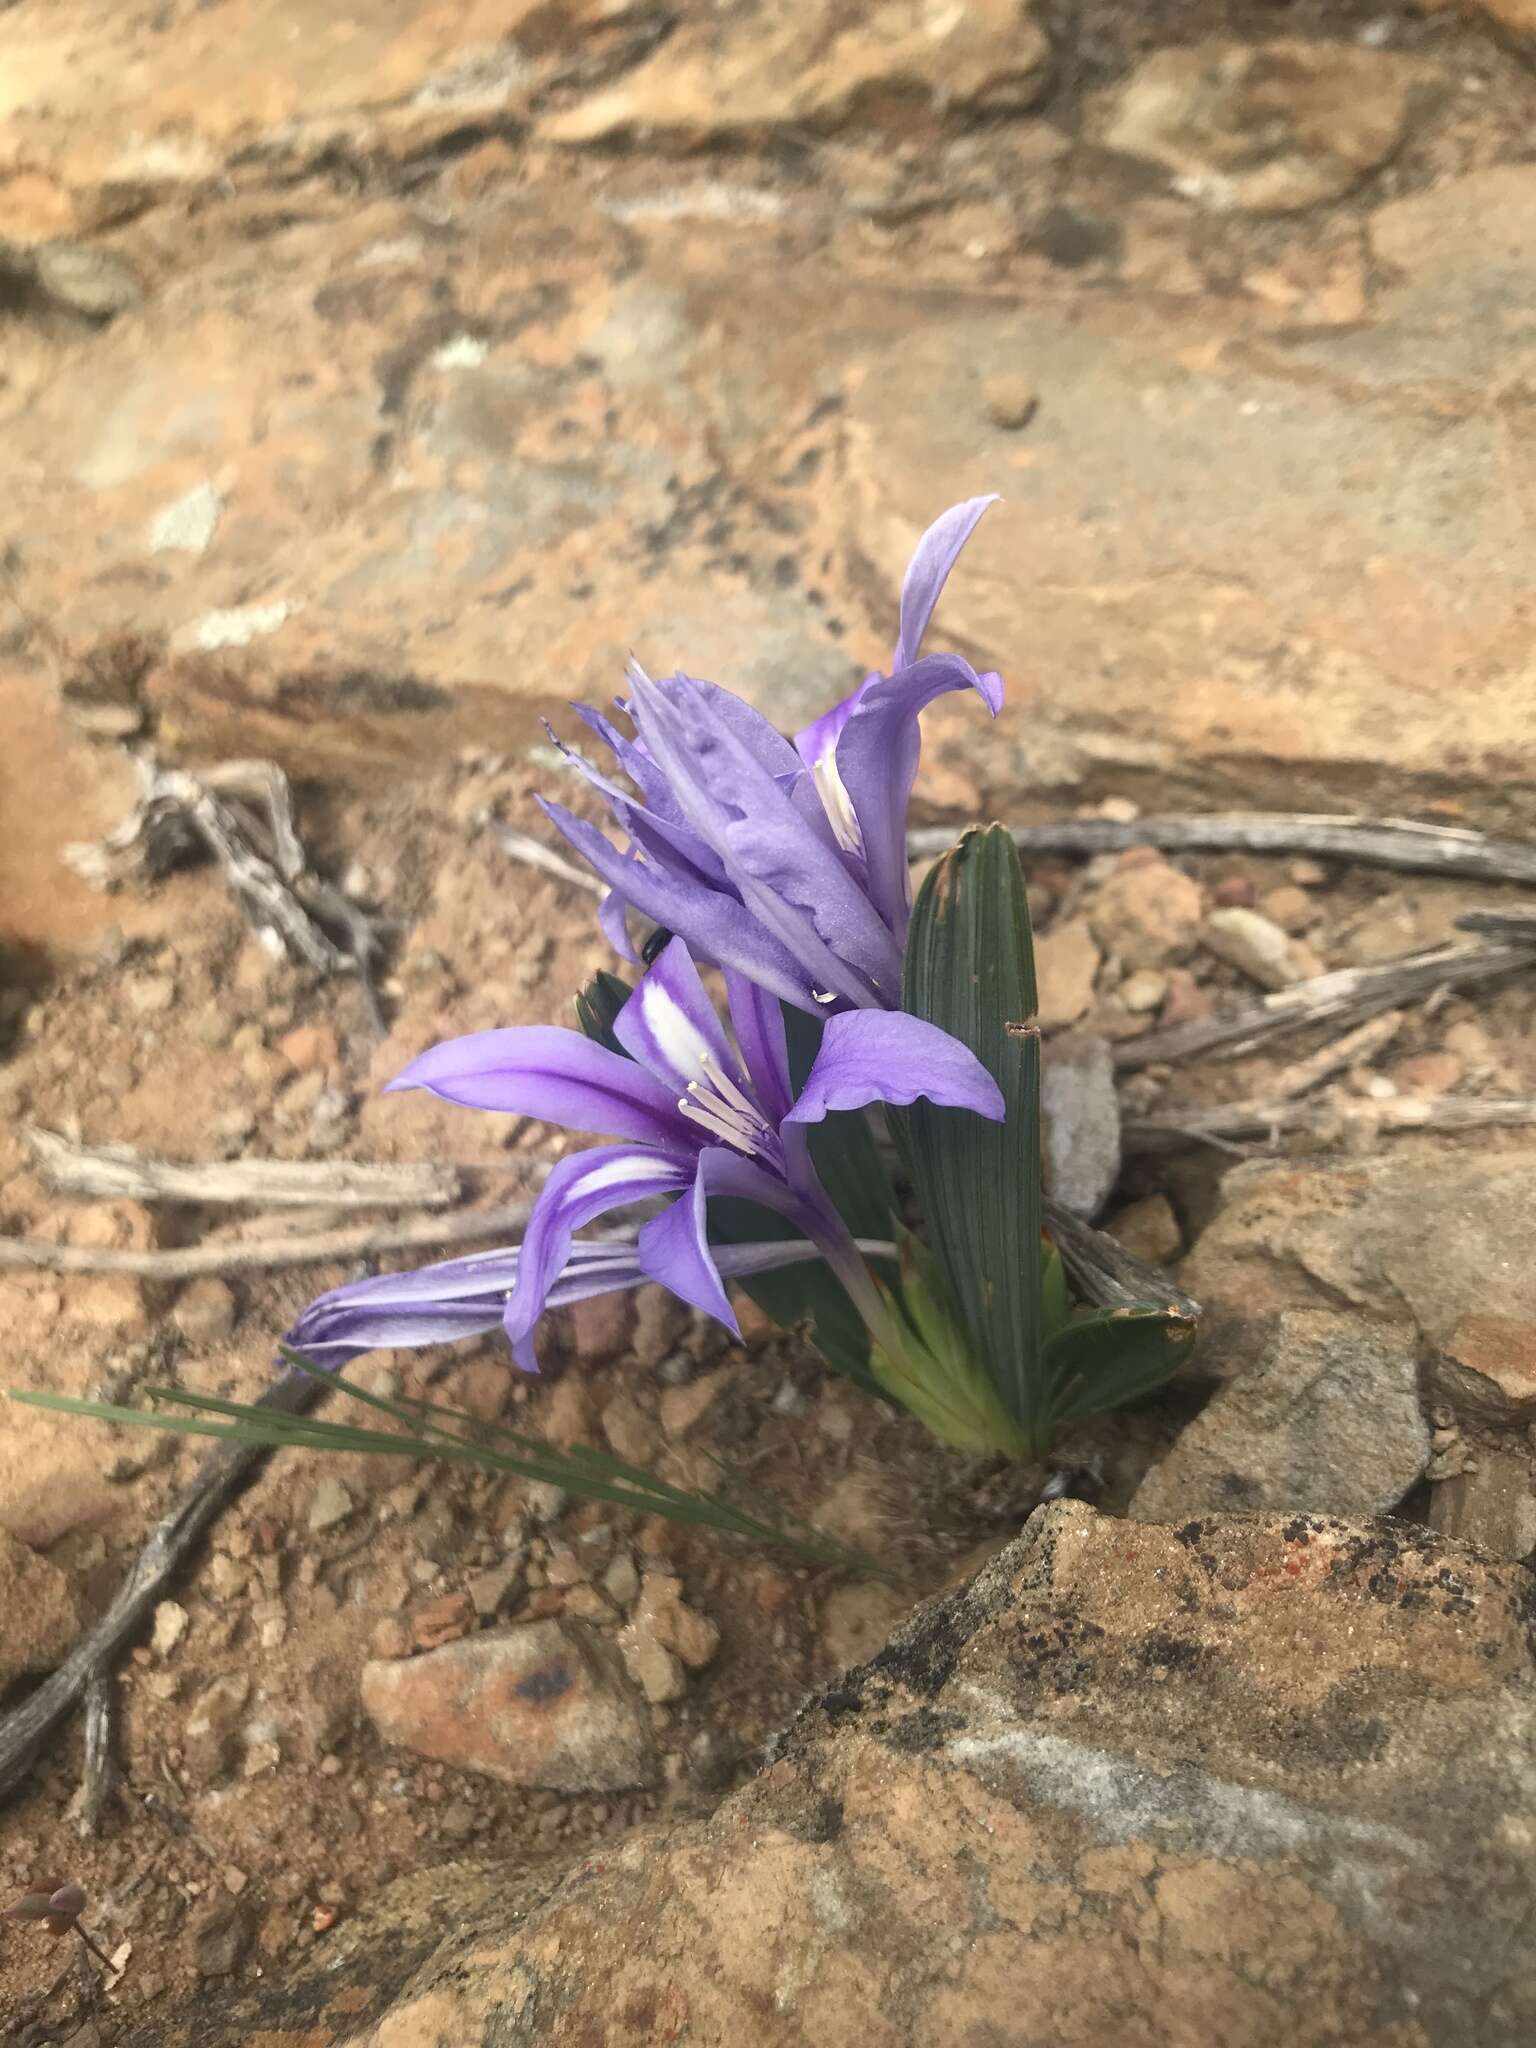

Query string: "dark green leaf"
[1042, 1306, 1198, 1426]
[574, 969, 633, 1055]
[903, 825, 1044, 1447]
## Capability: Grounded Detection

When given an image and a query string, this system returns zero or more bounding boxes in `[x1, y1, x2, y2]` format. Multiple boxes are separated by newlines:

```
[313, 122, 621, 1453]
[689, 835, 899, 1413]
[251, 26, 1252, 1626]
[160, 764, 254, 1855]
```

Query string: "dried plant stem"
[497, 827, 608, 897]
[24, 1126, 462, 1212]
[0, 1364, 320, 1805]
[75, 1669, 118, 1839]
[64, 756, 392, 1034]
[1042, 1196, 1200, 1318]
[1115, 939, 1536, 1070]
[0, 1200, 534, 1280]
[1124, 1091, 1536, 1154]
[907, 812, 1536, 886]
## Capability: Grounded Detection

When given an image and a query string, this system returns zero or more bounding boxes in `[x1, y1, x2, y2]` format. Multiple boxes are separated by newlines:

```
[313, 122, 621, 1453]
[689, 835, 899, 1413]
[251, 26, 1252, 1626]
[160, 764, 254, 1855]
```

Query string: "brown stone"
[544, 0, 1050, 146]
[1106, 1193, 1182, 1267]
[277, 1024, 338, 1072]
[411, 1593, 475, 1652]
[360, 1620, 657, 1792]
[133, 1504, 1536, 2047]
[0, 1526, 81, 1694]
[1086, 861, 1203, 970]
[1033, 917, 1100, 1030]
[1432, 1313, 1536, 1427]
[1094, 39, 1423, 215]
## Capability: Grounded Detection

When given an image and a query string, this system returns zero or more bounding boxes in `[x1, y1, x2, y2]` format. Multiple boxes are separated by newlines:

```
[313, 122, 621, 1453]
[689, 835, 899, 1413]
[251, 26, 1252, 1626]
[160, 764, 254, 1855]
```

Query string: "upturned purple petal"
[833, 652, 1004, 937]
[892, 494, 999, 672]
[597, 887, 639, 964]
[785, 1011, 1006, 1126]
[386, 1025, 691, 1149]
[724, 969, 794, 1128]
[637, 1146, 810, 1334]
[504, 1145, 695, 1369]
[541, 799, 820, 1013]
[629, 669, 902, 1008]
[637, 1168, 738, 1334]
[793, 674, 877, 778]
[614, 938, 747, 1101]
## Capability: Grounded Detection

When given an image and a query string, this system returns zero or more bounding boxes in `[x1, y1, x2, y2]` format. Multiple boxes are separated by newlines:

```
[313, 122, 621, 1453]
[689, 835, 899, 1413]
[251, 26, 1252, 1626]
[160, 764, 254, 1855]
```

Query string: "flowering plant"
[27, 500, 1194, 1560]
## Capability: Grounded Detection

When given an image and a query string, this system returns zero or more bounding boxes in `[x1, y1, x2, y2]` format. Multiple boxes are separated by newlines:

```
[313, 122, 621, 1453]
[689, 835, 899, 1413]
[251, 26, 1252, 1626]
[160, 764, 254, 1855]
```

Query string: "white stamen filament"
[676, 1052, 773, 1157]
[811, 749, 863, 857]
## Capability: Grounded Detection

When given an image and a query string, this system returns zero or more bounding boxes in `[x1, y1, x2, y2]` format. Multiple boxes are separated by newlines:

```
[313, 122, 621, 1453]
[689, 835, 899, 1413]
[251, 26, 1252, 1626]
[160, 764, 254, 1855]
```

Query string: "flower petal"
[792, 673, 877, 778]
[613, 937, 747, 1100]
[834, 651, 1004, 936]
[637, 1146, 810, 1332]
[785, 1011, 1006, 1125]
[630, 670, 902, 1007]
[283, 1235, 835, 1374]
[504, 1146, 695, 1369]
[892, 494, 999, 671]
[541, 799, 821, 1013]
[386, 1024, 689, 1148]
[724, 970, 794, 1128]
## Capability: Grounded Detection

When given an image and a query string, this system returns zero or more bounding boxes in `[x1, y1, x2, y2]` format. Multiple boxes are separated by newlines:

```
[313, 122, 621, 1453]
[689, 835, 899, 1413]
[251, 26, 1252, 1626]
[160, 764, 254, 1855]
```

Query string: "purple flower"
[543, 496, 1002, 1014]
[282, 1235, 845, 1378]
[383, 937, 1003, 1368]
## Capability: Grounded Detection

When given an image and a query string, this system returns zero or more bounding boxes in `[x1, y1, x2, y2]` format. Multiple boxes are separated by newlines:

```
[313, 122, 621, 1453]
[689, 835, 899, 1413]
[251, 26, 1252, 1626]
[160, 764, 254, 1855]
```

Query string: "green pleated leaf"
[867, 1234, 1035, 1457]
[903, 824, 1044, 1448]
[1042, 1306, 1198, 1427]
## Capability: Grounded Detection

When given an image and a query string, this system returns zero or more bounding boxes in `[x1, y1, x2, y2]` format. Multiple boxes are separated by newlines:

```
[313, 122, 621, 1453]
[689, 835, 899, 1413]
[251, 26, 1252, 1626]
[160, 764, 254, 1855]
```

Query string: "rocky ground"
[3, 1, 1536, 2042]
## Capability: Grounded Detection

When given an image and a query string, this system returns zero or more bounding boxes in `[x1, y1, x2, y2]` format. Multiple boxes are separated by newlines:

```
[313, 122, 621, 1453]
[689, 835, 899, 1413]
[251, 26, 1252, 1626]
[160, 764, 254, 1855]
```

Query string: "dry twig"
[74, 1669, 118, 1840]
[1042, 1195, 1200, 1318]
[1114, 938, 1536, 1070]
[497, 827, 607, 898]
[0, 1200, 534, 1280]
[1124, 1091, 1536, 1154]
[24, 1126, 461, 1213]
[907, 812, 1536, 886]
[0, 1364, 322, 1804]
[64, 756, 392, 1034]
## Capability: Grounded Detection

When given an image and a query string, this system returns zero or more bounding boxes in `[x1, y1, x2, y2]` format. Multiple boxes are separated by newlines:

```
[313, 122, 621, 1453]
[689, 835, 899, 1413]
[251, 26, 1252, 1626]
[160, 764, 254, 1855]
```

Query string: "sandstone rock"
[657, 1368, 729, 1440]
[563, 1289, 633, 1367]
[1033, 917, 1100, 1029]
[1129, 1309, 1429, 1521]
[1431, 1312, 1536, 1427]
[1116, 967, 1166, 1014]
[306, 1475, 355, 1533]
[1427, 1442, 1536, 1562]
[1086, 861, 1203, 969]
[360, 1619, 657, 1791]
[1106, 1192, 1182, 1267]
[1201, 905, 1313, 990]
[544, 0, 1050, 146]
[1095, 39, 1421, 214]
[981, 372, 1037, 431]
[132, 1503, 1536, 2047]
[600, 1390, 661, 1466]
[631, 1574, 719, 1670]
[172, 1276, 238, 1345]
[1039, 1031, 1121, 1219]
[152, 1598, 189, 1658]
[0, 1526, 80, 1695]
[1182, 1145, 1536, 1359]
[817, 1580, 911, 1670]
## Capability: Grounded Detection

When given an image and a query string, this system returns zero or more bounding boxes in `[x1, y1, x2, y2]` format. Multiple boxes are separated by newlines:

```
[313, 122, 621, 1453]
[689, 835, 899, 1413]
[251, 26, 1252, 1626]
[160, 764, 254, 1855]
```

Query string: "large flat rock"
[124, 1502, 1536, 2046]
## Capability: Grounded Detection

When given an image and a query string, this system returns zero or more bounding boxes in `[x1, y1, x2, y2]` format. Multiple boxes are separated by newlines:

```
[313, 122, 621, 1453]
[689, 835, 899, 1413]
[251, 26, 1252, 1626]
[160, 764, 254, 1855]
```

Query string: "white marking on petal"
[811, 748, 862, 857]
[576, 1153, 680, 1195]
[640, 980, 718, 1087]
